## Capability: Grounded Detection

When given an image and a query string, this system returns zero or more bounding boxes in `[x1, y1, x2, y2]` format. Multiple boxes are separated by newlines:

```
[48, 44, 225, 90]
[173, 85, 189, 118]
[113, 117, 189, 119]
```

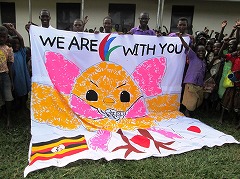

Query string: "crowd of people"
[0, 9, 240, 129]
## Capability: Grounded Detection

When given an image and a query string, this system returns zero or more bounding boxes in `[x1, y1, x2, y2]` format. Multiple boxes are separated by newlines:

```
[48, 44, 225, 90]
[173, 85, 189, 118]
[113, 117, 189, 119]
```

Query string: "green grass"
[0, 108, 239, 179]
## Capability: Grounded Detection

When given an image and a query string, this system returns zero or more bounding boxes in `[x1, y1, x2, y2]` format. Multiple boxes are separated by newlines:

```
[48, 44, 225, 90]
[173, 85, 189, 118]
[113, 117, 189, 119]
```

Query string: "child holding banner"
[0, 25, 14, 128]
[177, 32, 207, 117]
[168, 17, 194, 113]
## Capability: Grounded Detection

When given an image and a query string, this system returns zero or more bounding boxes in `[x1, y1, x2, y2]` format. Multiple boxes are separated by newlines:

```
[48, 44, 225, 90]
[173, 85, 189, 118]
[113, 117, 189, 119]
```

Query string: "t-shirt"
[0, 45, 14, 73]
[168, 32, 193, 46]
[226, 54, 240, 72]
[183, 48, 206, 86]
[130, 26, 155, 36]
[226, 53, 240, 86]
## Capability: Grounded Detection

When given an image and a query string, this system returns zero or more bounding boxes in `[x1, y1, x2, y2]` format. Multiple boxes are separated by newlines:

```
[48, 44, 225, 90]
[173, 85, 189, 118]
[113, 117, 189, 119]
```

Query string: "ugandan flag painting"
[29, 135, 88, 166]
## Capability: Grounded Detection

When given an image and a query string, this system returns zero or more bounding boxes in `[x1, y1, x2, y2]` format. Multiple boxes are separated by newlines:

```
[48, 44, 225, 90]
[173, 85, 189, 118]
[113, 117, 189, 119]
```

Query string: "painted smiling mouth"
[98, 108, 126, 121]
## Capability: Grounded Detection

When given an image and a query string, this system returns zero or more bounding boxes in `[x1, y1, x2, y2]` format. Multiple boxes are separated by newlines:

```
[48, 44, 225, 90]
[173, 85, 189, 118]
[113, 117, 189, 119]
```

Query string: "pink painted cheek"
[133, 57, 166, 97]
[125, 98, 147, 118]
[71, 94, 103, 119]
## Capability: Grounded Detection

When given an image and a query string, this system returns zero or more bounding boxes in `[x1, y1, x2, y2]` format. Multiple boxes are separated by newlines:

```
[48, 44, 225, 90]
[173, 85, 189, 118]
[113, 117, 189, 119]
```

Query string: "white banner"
[24, 26, 239, 177]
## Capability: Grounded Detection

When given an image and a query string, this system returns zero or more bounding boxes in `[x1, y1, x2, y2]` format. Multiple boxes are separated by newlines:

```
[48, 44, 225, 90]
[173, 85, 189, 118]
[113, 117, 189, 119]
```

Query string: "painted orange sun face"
[33, 51, 182, 131]
[71, 62, 142, 113]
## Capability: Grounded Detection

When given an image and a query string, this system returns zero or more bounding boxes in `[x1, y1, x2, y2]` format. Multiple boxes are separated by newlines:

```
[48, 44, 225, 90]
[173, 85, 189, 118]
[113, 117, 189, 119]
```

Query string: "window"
[57, 3, 81, 31]
[0, 2, 16, 26]
[170, 5, 194, 35]
[109, 4, 136, 33]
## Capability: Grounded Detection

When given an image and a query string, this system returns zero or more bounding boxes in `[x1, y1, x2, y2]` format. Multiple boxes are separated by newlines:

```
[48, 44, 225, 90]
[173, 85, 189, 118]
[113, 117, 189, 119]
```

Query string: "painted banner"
[24, 26, 239, 177]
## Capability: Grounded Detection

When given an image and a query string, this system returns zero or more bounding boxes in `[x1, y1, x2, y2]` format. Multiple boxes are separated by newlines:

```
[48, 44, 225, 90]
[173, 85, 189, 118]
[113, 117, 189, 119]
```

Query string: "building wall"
[164, 0, 240, 36]
[1, 0, 240, 46]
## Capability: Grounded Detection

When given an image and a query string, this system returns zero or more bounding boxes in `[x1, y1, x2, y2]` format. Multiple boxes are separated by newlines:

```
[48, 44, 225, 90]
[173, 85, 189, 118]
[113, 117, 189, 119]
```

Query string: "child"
[0, 25, 14, 128]
[218, 19, 240, 126]
[219, 40, 240, 128]
[203, 41, 224, 112]
[5, 23, 31, 113]
[218, 29, 239, 99]
[177, 32, 207, 117]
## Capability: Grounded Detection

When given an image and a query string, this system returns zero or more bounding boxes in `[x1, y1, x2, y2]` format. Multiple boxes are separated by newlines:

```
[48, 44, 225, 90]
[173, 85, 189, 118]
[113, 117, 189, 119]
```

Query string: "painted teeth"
[98, 108, 126, 121]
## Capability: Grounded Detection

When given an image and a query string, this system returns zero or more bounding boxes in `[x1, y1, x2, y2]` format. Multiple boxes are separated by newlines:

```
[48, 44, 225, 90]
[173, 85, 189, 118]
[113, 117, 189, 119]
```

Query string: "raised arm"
[218, 38, 229, 58]
[228, 24, 237, 39]
[176, 32, 189, 51]
[235, 19, 240, 44]
[3, 23, 24, 48]
[7, 23, 24, 48]
[218, 20, 227, 42]
[83, 16, 89, 30]
[209, 30, 214, 38]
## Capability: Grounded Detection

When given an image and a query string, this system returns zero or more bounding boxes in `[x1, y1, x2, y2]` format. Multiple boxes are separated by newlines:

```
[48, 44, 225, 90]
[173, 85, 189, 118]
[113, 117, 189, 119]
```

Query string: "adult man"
[72, 19, 85, 32]
[103, 16, 113, 33]
[168, 17, 194, 44]
[168, 17, 194, 114]
[39, 9, 52, 28]
[94, 16, 113, 34]
[72, 16, 88, 32]
[25, 9, 52, 32]
[129, 12, 155, 36]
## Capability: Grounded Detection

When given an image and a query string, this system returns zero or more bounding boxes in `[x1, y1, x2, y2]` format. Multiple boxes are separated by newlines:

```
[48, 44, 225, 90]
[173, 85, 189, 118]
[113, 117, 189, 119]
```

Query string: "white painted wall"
[1, 0, 240, 46]
[162, 0, 240, 36]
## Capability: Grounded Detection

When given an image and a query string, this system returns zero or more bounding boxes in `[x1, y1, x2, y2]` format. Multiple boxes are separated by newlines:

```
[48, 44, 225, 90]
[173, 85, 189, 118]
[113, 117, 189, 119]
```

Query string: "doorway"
[57, 3, 81, 31]
[170, 5, 194, 35]
[108, 4, 136, 33]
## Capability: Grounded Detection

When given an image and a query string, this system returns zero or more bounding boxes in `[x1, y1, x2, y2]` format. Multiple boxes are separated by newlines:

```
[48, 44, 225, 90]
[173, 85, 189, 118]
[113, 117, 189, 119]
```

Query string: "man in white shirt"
[25, 9, 53, 32]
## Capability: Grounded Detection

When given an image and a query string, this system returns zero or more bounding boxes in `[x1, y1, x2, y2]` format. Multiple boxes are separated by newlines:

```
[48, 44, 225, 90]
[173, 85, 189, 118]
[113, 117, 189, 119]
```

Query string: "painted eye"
[86, 90, 98, 101]
[120, 91, 130, 102]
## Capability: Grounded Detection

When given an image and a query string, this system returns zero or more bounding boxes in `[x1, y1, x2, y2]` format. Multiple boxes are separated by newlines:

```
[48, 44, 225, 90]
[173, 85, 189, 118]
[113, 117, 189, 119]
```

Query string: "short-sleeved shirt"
[183, 48, 206, 87]
[168, 32, 193, 46]
[226, 53, 240, 86]
[226, 54, 240, 72]
[130, 26, 156, 36]
[0, 45, 14, 73]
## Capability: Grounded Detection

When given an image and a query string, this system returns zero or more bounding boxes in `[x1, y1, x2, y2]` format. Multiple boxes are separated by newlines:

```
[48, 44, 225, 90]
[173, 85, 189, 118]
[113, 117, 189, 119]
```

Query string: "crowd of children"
[176, 18, 240, 129]
[1, 9, 240, 130]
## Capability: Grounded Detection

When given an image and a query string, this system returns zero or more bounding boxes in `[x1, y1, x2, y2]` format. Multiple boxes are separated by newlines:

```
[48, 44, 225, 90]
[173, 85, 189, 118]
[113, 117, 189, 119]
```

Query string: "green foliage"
[0, 108, 239, 179]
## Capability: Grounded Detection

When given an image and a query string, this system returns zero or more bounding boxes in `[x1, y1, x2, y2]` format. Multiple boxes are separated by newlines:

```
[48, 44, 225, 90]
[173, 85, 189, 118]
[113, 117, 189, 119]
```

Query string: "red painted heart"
[130, 135, 150, 148]
[187, 126, 201, 133]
